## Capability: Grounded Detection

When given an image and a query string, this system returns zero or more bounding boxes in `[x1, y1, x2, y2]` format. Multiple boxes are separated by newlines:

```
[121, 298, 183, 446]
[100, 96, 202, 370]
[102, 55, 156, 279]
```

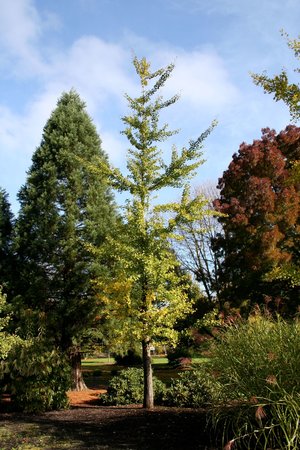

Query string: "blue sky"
[0, 0, 299, 213]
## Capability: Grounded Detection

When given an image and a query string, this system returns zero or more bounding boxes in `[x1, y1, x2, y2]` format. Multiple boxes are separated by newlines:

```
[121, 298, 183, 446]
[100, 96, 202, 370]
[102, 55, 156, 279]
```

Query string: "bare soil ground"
[0, 389, 217, 449]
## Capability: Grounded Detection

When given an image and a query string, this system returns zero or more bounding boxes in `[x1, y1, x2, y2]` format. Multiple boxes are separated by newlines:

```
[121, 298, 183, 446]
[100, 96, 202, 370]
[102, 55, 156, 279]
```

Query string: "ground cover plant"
[0, 420, 82, 450]
[0, 355, 218, 449]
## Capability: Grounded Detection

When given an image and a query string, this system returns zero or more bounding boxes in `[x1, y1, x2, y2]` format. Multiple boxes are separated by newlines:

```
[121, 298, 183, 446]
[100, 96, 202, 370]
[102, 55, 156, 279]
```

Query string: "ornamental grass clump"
[208, 314, 300, 449]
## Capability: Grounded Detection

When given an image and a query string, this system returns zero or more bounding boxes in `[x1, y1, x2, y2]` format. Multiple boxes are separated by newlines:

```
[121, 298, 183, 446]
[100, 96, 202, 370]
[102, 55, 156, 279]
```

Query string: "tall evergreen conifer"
[0, 188, 14, 294]
[15, 90, 117, 390]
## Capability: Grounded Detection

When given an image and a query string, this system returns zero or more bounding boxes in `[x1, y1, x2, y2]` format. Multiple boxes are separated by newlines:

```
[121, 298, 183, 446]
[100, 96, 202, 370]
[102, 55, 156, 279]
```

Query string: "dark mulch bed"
[0, 394, 218, 449]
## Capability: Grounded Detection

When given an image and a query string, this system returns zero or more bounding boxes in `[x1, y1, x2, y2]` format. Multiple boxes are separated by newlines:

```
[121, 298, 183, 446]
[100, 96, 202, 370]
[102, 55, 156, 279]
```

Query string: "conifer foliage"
[15, 90, 116, 390]
[98, 57, 215, 408]
[0, 188, 14, 292]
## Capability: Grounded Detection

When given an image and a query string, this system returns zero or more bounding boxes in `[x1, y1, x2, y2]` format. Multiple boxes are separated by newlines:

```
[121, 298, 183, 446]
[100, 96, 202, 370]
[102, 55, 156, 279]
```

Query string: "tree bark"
[142, 339, 154, 409]
[70, 350, 88, 391]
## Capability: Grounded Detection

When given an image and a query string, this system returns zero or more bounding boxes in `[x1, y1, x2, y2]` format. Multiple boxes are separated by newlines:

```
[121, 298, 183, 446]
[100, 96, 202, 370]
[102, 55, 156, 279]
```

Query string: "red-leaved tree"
[213, 126, 300, 315]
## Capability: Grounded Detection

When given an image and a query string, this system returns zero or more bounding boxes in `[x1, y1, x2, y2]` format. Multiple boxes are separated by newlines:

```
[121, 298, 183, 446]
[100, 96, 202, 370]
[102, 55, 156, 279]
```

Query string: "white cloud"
[121, 34, 239, 113]
[0, 0, 41, 50]
[168, 0, 299, 17]
[0, 0, 49, 75]
[0, 91, 59, 163]
[0, 0, 272, 214]
[0, 29, 242, 213]
[158, 49, 239, 110]
[0, 106, 17, 149]
[48, 36, 134, 111]
[0, 0, 240, 136]
[101, 130, 127, 165]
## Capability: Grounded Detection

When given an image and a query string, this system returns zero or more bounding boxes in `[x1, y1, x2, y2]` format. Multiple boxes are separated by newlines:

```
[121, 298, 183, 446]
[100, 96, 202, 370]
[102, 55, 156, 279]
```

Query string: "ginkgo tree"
[251, 32, 300, 121]
[95, 57, 216, 409]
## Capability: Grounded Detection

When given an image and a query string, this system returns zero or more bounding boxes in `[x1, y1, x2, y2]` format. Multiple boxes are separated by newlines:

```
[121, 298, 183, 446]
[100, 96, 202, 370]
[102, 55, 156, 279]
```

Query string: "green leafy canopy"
[96, 57, 216, 347]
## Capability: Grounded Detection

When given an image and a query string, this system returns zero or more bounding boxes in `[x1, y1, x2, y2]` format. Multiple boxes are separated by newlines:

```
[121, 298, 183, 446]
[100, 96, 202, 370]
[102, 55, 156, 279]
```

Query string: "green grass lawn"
[82, 355, 169, 368]
[82, 356, 209, 388]
[0, 421, 81, 450]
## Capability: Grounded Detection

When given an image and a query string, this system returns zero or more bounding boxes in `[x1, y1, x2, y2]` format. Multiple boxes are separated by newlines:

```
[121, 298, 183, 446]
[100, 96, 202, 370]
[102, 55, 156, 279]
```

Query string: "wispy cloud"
[0, 1, 239, 160]
[48, 36, 134, 111]
[0, 0, 295, 213]
[168, 0, 300, 17]
[121, 33, 240, 112]
[0, 0, 51, 76]
[157, 49, 239, 110]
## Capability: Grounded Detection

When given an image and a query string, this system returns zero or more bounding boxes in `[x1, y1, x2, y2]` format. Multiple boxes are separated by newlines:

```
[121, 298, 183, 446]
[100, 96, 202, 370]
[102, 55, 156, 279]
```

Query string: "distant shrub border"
[99, 365, 222, 408]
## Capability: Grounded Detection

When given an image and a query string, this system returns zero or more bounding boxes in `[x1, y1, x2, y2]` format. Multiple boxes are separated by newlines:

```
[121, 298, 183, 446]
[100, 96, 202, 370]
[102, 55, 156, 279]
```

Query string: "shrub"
[167, 345, 191, 364]
[170, 356, 192, 369]
[2, 338, 71, 412]
[208, 315, 300, 449]
[0, 287, 22, 397]
[0, 288, 20, 361]
[113, 349, 143, 366]
[99, 367, 167, 405]
[165, 367, 223, 408]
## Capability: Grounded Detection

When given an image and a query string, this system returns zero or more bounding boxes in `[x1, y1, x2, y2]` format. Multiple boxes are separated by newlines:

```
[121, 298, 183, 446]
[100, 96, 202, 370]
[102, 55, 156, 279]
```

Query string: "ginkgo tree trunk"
[97, 57, 216, 409]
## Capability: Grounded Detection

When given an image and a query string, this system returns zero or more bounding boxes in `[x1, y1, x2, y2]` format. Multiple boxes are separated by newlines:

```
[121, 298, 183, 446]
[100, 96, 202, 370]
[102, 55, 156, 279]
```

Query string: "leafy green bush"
[113, 349, 143, 366]
[165, 367, 222, 408]
[167, 345, 192, 364]
[2, 338, 71, 412]
[99, 367, 167, 405]
[209, 315, 300, 449]
[0, 287, 20, 360]
[167, 345, 193, 368]
[0, 287, 22, 397]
